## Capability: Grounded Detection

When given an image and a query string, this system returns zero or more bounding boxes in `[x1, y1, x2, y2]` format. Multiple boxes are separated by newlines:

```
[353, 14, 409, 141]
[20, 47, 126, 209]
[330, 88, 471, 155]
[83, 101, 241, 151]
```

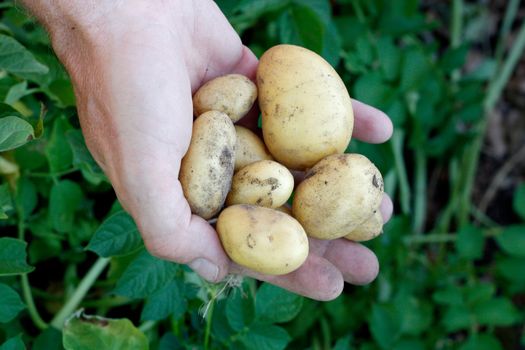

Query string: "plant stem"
[457, 19, 525, 226]
[391, 130, 411, 215]
[51, 257, 110, 329]
[17, 218, 48, 330]
[29, 168, 78, 178]
[413, 149, 427, 234]
[204, 295, 215, 350]
[450, 0, 463, 48]
[495, 0, 522, 61]
[351, 1, 365, 23]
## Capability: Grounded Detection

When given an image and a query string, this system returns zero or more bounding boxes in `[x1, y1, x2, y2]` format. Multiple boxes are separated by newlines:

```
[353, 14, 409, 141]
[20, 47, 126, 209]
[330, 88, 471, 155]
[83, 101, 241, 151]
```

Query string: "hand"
[24, 0, 393, 300]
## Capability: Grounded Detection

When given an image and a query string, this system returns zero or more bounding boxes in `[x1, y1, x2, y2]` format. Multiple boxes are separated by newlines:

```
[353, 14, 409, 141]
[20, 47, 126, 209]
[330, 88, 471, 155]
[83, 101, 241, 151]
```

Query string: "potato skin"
[193, 74, 257, 122]
[226, 160, 294, 208]
[344, 210, 383, 242]
[234, 125, 273, 171]
[217, 205, 308, 275]
[292, 154, 384, 240]
[179, 111, 236, 219]
[257, 44, 354, 170]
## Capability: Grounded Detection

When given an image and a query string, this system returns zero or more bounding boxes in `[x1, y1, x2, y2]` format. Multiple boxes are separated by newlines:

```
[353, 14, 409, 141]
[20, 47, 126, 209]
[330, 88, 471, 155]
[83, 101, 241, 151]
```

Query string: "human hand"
[23, 0, 393, 300]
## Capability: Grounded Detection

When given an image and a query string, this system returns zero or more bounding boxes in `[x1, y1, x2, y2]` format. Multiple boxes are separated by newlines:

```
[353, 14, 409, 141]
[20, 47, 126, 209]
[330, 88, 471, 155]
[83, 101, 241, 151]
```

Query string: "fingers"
[230, 254, 344, 301]
[322, 239, 379, 285]
[352, 99, 393, 143]
[380, 194, 394, 223]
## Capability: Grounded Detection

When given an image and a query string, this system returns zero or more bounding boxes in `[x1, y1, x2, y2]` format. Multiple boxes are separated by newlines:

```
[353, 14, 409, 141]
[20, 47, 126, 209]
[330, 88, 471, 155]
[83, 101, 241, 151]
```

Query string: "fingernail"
[189, 258, 219, 282]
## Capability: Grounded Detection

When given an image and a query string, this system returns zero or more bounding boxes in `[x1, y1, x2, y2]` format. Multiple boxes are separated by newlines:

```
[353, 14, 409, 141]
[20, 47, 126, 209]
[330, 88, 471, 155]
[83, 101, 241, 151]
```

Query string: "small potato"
[193, 74, 257, 122]
[344, 211, 383, 242]
[257, 45, 354, 170]
[226, 160, 294, 208]
[217, 205, 308, 275]
[234, 125, 273, 171]
[179, 111, 236, 219]
[292, 154, 384, 240]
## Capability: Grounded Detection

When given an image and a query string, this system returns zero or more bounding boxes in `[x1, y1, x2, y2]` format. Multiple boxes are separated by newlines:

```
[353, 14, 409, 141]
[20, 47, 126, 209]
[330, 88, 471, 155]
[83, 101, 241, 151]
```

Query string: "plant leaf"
[86, 211, 142, 257]
[113, 249, 178, 299]
[0, 335, 25, 350]
[495, 225, 525, 257]
[0, 283, 25, 323]
[255, 283, 303, 323]
[0, 116, 34, 152]
[0, 34, 48, 77]
[239, 323, 290, 350]
[0, 237, 34, 276]
[63, 310, 148, 350]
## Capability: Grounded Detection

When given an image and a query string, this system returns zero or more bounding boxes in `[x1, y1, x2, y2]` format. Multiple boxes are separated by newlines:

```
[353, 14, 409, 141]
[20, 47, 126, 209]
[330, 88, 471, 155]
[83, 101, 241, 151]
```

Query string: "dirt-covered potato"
[179, 111, 236, 219]
[292, 154, 383, 240]
[226, 160, 294, 208]
[344, 210, 383, 242]
[257, 44, 354, 170]
[234, 125, 273, 171]
[217, 205, 308, 275]
[193, 74, 257, 122]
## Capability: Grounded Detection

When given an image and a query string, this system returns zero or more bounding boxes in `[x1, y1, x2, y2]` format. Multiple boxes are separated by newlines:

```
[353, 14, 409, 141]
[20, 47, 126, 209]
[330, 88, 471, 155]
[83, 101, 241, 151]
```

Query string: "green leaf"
[442, 305, 472, 332]
[455, 225, 485, 260]
[353, 72, 394, 109]
[0, 335, 25, 350]
[495, 225, 525, 257]
[255, 283, 303, 323]
[400, 48, 432, 92]
[432, 287, 463, 306]
[0, 237, 34, 275]
[474, 297, 520, 326]
[45, 116, 73, 173]
[465, 283, 494, 305]
[0, 116, 34, 152]
[0, 34, 48, 77]
[459, 334, 503, 350]
[140, 279, 186, 321]
[0, 183, 13, 219]
[369, 304, 401, 349]
[239, 323, 290, 350]
[355, 36, 374, 64]
[281, 4, 325, 54]
[5, 81, 38, 105]
[392, 339, 425, 350]
[63, 311, 148, 350]
[376, 37, 401, 81]
[87, 211, 142, 257]
[113, 249, 178, 299]
[49, 180, 83, 233]
[333, 336, 352, 350]
[0, 283, 25, 323]
[496, 257, 525, 283]
[66, 130, 107, 185]
[513, 183, 525, 220]
[226, 289, 255, 331]
[33, 327, 63, 350]
[440, 45, 469, 73]
[15, 176, 37, 219]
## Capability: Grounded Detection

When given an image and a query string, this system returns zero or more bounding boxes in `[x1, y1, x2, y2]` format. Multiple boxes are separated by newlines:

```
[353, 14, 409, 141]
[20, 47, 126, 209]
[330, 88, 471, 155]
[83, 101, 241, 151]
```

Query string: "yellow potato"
[275, 205, 292, 215]
[257, 44, 354, 170]
[234, 125, 273, 171]
[226, 160, 294, 208]
[292, 154, 383, 240]
[217, 205, 308, 275]
[179, 111, 236, 219]
[193, 74, 257, 122]
[344, 210, 383, 242]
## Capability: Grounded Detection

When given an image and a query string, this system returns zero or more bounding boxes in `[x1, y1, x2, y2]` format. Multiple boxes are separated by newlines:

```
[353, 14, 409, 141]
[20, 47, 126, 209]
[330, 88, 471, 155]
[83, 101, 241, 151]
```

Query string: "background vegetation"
[0, 0, 524, 349]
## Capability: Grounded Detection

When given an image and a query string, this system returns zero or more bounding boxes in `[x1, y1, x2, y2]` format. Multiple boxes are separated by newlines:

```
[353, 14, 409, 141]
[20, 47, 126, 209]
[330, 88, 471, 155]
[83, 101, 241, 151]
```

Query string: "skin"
[20, 0, 394, 301]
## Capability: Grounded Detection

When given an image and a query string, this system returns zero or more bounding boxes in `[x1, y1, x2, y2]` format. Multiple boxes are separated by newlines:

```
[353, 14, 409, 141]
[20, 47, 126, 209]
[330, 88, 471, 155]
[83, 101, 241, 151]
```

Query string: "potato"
[179, 111, 236, 219]
[226, 160, 294, 208]
[234, 125, 273, 171]
[193, 74, 257, 122]
[292, 154, 383, 240]
[344, 210, 383, 242]
[257, 44, 354, 170]
[217, 204, 308, 275]
[275, 205, 293, 215]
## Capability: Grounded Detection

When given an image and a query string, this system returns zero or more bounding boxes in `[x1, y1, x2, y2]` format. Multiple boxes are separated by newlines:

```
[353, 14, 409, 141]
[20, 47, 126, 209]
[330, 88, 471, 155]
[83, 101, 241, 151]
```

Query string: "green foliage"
[63, 311, 148, 350]
[1, 0, 524, 349]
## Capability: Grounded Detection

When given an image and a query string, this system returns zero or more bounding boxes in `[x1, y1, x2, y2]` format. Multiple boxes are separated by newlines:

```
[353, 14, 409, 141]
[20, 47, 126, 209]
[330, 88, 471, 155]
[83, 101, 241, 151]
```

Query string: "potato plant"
[1, 1, 525, 350]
